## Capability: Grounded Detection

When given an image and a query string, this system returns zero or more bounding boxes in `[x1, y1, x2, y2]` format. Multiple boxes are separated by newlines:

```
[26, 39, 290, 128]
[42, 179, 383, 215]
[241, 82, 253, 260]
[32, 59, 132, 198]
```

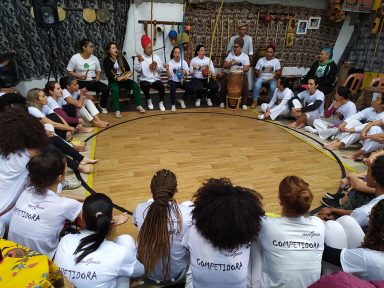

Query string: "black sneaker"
[323, 191, 345, 200]
[321, 197, 341, 208]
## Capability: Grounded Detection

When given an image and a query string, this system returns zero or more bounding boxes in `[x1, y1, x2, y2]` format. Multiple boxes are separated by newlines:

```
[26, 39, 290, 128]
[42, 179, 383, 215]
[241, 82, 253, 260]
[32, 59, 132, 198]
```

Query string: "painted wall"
[333, 14, 354, 64]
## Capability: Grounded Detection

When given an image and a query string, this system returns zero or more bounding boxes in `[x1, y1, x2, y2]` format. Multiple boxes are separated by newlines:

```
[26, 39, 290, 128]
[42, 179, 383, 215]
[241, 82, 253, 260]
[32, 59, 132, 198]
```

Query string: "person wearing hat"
[134, 35, 166, 111]
[301, 47, 337, 95]
[220, 37, 250, 110]
[226, 22, 253, 57]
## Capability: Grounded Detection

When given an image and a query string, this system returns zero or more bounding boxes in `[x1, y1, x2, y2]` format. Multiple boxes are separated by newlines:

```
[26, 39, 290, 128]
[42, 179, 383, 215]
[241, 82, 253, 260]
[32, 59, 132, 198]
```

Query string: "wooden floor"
[92, 109, 341, 239]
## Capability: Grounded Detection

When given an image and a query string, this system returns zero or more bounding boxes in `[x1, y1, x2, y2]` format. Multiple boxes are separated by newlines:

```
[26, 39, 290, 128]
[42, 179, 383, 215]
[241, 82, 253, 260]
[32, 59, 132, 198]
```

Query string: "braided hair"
[137, 169, 182, 281]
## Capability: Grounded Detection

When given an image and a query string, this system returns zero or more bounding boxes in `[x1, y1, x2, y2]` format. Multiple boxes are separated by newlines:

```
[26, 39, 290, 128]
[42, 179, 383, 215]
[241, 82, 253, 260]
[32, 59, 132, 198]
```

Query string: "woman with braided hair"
[133, 169, 193, 284]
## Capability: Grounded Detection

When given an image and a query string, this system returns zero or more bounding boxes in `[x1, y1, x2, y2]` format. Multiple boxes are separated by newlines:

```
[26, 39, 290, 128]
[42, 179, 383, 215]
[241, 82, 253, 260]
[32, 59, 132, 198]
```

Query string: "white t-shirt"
[341, 248, 384, 281]
[28, 105, 54, 118]
[268, 88, 294, 110]
[8, 188, 82, 258]
[297, 89, 325, 116]
[329, 101, 357, 125]
[168, 59, 190, 83]
[227, 35, 253, 56]
[54, 231, 142, 288]
[182, 225, 250, 288]
[255, 57, 281, 80]
[67, 53, 101, 81]
[224, 52, 250, 71]
[0, 150, 30, 226]
[133, 200, 193, 281]
[190, 56, 216, 79]
[59, 89, 80, 107]
[134, 54, 164, 83]
[350, 194, 384, 228]
[258, 216, 325, 288]
[346, 107, 384, 124]
[47, 96, 61, 110]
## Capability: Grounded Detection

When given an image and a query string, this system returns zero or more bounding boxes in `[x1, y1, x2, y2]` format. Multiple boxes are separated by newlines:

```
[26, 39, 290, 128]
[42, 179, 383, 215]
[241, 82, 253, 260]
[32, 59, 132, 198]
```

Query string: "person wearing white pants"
[309, 86, 356, 139]
[324, 93, 384, 151]
[258, 77, 294, 120]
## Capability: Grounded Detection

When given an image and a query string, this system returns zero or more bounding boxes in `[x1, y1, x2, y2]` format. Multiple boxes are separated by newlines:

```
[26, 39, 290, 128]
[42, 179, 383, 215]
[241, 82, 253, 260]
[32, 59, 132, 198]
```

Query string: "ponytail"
[74, 193, 113, 263]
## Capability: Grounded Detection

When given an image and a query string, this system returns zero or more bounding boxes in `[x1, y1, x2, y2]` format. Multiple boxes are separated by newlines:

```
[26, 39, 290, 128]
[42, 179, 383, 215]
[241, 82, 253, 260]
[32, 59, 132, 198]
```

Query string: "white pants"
[336, 118, 366, 147]
[292, 99, 320, 126]
[78, 99, 99, 122]
[261, 103, 290, 121]
[361, 125, 384, 153]
[313, 119, 339, 140]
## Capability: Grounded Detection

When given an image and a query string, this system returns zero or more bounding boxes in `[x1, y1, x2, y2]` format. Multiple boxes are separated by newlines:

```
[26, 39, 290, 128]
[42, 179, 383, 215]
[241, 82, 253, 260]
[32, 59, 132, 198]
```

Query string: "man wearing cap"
[134, 35, 166, 111]
[226, 22, 253, 57]
[302, 47, 337, 95]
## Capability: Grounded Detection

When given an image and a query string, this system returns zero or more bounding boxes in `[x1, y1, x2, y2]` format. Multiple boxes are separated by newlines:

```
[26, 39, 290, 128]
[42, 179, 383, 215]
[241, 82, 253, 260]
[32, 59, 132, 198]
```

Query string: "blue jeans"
[252, 77, 277, 101]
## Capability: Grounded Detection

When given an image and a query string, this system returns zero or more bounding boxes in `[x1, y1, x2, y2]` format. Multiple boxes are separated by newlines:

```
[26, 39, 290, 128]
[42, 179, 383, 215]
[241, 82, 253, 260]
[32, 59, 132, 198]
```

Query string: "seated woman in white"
[26, 88, 75, 140]
[252, 176, 324, 288]
[8, 148, 82, 258]
[61, 77, 109, 128]
[54, 193, 144, 288]
[324, 93, 384, 151]
[322, 199, 384, 281]
[133, 169, 193, 284]
[288, 76, 325, 129]
[309, 86, 357, 139]
[258, 77, 294, 120]
[318, 156, 384, 229]
[182, 178, 264, 288]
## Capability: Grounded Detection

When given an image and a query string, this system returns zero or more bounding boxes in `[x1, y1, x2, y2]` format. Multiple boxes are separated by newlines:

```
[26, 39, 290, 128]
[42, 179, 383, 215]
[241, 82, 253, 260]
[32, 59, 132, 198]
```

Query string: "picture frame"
[296, 20, 308, 35]
[308, 17, 321, 29]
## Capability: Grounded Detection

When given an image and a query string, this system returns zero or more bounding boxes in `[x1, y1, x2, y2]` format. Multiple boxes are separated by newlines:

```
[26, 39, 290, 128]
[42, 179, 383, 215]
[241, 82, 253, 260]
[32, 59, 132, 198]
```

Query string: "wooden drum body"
[227, 70, 243, 110]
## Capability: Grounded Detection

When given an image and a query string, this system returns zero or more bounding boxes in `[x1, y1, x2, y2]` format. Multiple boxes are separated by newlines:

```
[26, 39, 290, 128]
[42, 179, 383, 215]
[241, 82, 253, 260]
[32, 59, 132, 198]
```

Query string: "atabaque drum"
[227, 70, 243, 108]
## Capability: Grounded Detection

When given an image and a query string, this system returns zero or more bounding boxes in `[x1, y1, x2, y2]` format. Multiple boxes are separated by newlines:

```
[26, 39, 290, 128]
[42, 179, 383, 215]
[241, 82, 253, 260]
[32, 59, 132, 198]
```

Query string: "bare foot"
[73, 145, 86, 152]
[93, 120, 108, 128]
[112, 212, 129, 227]
[342, 153, 356, 159]
[80, 158, 98, 165]
[80, 127, 94, 133]
[288, 122, 298, 128]
[78, 163, 93, 174]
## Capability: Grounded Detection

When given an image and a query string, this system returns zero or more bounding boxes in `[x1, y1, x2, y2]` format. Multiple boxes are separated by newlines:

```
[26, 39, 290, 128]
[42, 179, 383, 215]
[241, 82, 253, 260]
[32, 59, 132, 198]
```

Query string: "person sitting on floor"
[219, 37, 250, 111]
[135, 35, 166, 111]
[61, 77, 109, 128]
[306, 86, 357, 138]
[258, 77, 294, 120]
[8, 148, 83, 258]
[54, 193, 143, 288]
[164, 47, 194, 112]
[133, 169, 193, 284]
[324, 93, 384, 152]
[103, 42, 146, 117]
[287, 76, 325, 129]
[182, 178, 264, 288]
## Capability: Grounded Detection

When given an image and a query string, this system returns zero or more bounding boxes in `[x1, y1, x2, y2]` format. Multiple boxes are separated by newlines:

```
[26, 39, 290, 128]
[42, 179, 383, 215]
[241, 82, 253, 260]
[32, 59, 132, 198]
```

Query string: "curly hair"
[0, 93, 28, 113]
[371, 156, 384, 188]
[0, 109, 47, 157]
[361, 199, 384, 252]
[279, 176, 313, 217]
[192, 178, 264, 250]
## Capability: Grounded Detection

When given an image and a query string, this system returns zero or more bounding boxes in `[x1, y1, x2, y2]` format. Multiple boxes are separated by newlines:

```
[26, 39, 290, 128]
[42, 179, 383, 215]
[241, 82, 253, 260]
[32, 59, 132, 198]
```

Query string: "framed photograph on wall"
[308, 17, 321, 29]
[296, 20, 308, 35]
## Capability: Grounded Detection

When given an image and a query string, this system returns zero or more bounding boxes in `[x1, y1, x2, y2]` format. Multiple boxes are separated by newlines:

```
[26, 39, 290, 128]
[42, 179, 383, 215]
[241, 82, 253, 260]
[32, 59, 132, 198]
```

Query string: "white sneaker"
[147, 99, 154, 110]
[115, 111, 122, 118]
[258, 114, 265, 120]
[195, 99, 201, 107]
[242, 105, 248, 111]
[219, 102, 225, 108]
[304, 126, 318, 134]
[136, 105, 146, 113]
[207, 98, 213, 107]
[178, 99, 186, 109]
[171, 105, 176, 112]
[62, 178, 81, 190]
[98, 104, 108, 114]
[159, 101, 165, 111]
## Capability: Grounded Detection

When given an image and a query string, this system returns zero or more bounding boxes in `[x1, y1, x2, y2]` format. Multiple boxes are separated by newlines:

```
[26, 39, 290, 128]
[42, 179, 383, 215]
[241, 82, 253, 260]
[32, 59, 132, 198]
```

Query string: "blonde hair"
[26, 88, 43, 109]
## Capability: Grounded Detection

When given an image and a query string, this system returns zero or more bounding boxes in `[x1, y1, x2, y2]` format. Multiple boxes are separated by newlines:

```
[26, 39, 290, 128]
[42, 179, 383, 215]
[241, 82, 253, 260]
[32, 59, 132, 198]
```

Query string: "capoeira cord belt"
[75, 111, 346, 216]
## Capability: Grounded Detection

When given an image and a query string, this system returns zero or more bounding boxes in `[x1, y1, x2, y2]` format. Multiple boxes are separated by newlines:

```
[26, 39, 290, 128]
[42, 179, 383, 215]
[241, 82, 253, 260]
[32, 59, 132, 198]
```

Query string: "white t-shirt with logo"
[67, 53, 101, 81]
[182, 225, 250, 288]
[190, 56, 216, 79]
[297, 89, 325, 116]
[8, 188, 82, 258]
[341, 248, 384, 281]
[225, 52, 250, 71]
[47, 96, 61, 110]
[133, 200, 193, 281]
[0, 150, 30, 226]
[28, 105, 54, 118]
[350, 194, 384, 228]
[258, 216, 325, 288]
[255, 57, 281, 80]
[54, 231, 143, 288]
[168, 59, 190, 83]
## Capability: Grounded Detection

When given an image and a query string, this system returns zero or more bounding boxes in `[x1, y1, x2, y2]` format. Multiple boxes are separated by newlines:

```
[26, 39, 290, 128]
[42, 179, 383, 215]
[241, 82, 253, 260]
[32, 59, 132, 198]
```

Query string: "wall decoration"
[308, 17, 321, 29]
[296, 20, 308, 34]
